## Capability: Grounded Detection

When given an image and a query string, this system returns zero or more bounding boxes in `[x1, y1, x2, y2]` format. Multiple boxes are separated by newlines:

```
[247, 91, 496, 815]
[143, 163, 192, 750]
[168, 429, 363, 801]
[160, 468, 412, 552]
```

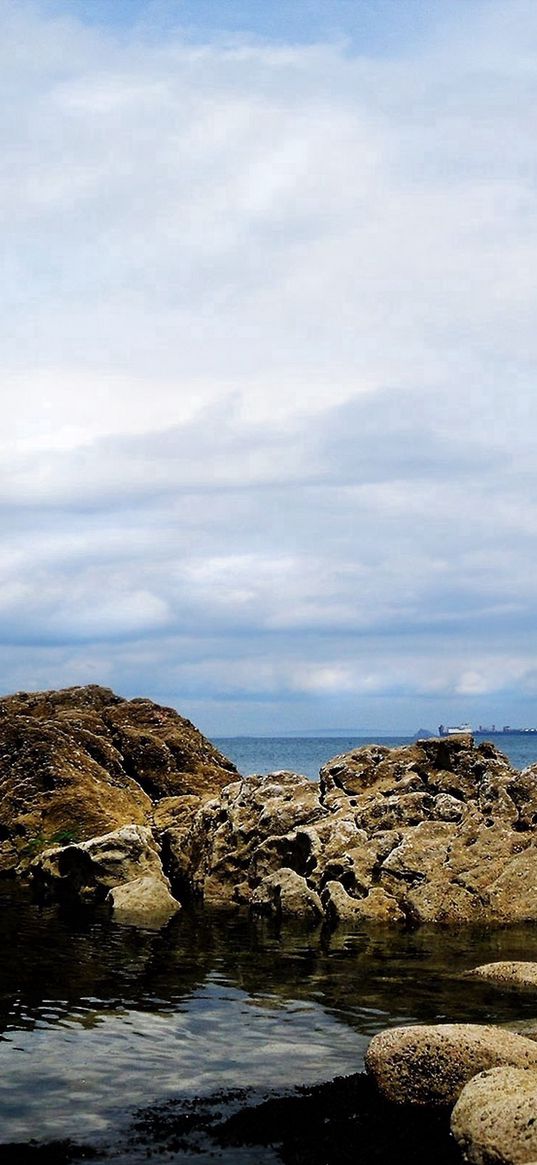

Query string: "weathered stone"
[468, 962, 537, 991]
[31, 824, 167, 901]
[0, 685, 237, 865]
[251, 868, 323, 922]
[107, 875, 181, 928]
[322, 881, 404, 924]
[451, 1066, 537, 1164]
[365, 1023, 537, 1106]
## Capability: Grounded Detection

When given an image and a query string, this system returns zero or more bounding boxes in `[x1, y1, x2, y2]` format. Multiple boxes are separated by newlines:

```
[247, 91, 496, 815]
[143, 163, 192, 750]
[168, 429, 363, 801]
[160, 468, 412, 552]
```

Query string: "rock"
[107, 875, 181, 928]
[0, 684, 237, 867]
[365, 1023, 537, 1106]
[30, 824, 168, 901]
[468, 962, 537, 991]
[451, 1066, 537, 1164]
[251, 868, 323, 922]
[321, 881, 404, 924]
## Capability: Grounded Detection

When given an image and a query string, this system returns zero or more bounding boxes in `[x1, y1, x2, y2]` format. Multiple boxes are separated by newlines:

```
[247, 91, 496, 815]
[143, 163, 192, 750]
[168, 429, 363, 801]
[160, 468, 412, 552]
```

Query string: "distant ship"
[438, 723, 537, 737]
[438, 723, 472, 736]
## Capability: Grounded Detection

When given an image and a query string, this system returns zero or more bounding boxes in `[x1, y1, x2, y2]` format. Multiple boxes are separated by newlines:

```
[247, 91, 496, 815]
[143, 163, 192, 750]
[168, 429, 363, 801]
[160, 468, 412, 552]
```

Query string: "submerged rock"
[451, 1065, 537, 1164]
[467, 961, 537, 991]
[107, 875, 181, 927]
[365, 1023, 537, 1106]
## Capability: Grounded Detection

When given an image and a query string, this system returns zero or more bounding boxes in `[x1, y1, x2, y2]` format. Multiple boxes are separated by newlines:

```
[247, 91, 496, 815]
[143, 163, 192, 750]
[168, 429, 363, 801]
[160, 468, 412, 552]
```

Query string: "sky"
[1, 0, 537, 736]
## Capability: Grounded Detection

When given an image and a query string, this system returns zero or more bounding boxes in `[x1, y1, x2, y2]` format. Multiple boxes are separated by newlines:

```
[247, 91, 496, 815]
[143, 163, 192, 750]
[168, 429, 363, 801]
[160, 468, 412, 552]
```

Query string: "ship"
[438, 723, 472, 736]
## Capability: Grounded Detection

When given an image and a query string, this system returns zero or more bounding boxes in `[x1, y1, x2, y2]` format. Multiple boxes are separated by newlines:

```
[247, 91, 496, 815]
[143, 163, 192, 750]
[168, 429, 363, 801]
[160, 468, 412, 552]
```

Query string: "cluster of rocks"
[366, 959, 537, 1164]
[2, 684, 537, 928]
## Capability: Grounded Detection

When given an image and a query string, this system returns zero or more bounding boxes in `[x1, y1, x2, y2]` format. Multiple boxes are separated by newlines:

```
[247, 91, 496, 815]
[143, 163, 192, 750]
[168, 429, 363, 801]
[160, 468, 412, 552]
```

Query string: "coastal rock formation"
[159, 734, 537, 926]
[451, 1065, 537, 1164]
[365, 1023, 537, 1106]
[0, 684, 237, 868]
[3, 691, 537, 929]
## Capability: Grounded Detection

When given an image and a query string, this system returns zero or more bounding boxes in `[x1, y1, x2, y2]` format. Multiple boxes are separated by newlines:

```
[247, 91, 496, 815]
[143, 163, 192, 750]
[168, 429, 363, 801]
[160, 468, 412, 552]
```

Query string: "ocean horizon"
[213, 732, 537, 781]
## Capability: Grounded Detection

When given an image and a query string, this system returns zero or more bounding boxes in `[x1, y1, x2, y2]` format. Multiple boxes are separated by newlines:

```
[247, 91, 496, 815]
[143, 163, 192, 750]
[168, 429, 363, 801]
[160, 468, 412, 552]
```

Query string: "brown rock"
[251, 868, 323, 922]
[365, 1023, 537, 1106]
[0, 684, 237, 864]
[451, 1066, 537, 1164]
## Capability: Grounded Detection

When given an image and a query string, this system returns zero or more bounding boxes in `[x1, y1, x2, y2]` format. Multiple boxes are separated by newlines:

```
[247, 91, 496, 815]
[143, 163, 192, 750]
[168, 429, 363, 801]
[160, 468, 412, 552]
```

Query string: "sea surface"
[3, 732, 537, 1163]
[214, 732, 537, 780]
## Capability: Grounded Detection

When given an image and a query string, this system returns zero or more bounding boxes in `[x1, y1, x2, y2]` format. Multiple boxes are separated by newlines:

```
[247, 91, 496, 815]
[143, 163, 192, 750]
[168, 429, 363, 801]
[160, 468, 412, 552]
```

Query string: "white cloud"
[1, 1, 536, 730]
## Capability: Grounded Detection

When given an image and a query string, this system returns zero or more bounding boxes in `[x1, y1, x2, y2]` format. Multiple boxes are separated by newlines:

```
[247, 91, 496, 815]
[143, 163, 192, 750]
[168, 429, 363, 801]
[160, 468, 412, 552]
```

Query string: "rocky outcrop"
[365, 1023, 537, 1106]
[0, 684, 237, 868]
[157, 734, 537, 926]
[451, 1065, 537, 1164]
[3, 696, 537, 929]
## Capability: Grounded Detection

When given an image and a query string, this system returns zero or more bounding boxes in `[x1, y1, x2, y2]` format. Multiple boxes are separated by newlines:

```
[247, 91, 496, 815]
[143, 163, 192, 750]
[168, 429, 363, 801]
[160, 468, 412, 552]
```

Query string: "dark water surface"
[2, 883, 537, 1161]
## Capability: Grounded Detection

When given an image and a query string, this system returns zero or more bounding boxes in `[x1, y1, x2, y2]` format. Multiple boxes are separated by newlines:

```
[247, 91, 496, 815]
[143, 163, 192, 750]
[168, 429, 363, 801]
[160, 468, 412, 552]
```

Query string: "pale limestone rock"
[107, 875, 181, 928]
[451, 1066, 537, 1164]
[31, 824, 166, 901]
[365, 1023, 537, 1106]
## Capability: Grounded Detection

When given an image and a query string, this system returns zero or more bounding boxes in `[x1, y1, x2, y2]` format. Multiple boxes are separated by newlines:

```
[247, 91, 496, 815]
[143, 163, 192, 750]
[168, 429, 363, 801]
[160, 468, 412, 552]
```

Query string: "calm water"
[3, 732, 537, 1161]
[2, 885, 537, 1159]
[214, 733, 537, 781]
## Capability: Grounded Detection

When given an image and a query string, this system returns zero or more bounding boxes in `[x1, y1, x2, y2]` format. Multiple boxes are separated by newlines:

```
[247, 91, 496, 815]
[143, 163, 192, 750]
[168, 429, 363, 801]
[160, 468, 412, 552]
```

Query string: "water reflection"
[1, 883, 537, 1146]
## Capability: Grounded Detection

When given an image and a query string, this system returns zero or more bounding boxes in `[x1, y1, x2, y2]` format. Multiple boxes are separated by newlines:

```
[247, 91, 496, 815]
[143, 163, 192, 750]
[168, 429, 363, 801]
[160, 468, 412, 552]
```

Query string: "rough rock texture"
[107, 875, 181, 927]
[251, 867, 323, 922]
[451, 1066, 537, 1164]
[365, 1023, 537, 1106]
[158, 734, 537, 925]
[30, 825, 168, 901]
[0, 684, 237, 866]
[468, 962, 537, 992]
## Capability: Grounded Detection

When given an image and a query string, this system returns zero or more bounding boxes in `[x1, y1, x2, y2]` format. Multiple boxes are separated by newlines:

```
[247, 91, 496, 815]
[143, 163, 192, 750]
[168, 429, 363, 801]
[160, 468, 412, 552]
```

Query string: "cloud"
[1, 0, 536, 731]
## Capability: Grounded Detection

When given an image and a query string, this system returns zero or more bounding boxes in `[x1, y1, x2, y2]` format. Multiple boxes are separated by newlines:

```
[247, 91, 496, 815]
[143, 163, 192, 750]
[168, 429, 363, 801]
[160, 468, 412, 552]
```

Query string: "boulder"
[451, 1066, 537, 1164]
[30, 824, 168, 901]
[0, 684, 237, 867]
[467, 962, 537, 991]
[365, 1023, 537, 1106]
[107, 875, 181, 928]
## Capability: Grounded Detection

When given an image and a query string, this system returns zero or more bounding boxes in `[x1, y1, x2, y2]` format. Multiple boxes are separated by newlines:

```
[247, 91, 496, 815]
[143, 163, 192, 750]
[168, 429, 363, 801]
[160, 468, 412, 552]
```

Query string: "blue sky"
[1, 0, 537, 735]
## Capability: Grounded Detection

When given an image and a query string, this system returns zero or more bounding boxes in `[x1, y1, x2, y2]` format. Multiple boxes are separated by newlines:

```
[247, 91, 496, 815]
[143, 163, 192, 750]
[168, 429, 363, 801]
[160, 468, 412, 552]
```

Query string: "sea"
[214, 732, 537, 780]
[2, 731, 537, 1163]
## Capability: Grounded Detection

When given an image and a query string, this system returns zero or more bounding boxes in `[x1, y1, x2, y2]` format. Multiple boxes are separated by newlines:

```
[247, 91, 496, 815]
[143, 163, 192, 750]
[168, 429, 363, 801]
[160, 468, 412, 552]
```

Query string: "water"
[2, 884, 537, 1159]
[214, 733, 537, 781]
